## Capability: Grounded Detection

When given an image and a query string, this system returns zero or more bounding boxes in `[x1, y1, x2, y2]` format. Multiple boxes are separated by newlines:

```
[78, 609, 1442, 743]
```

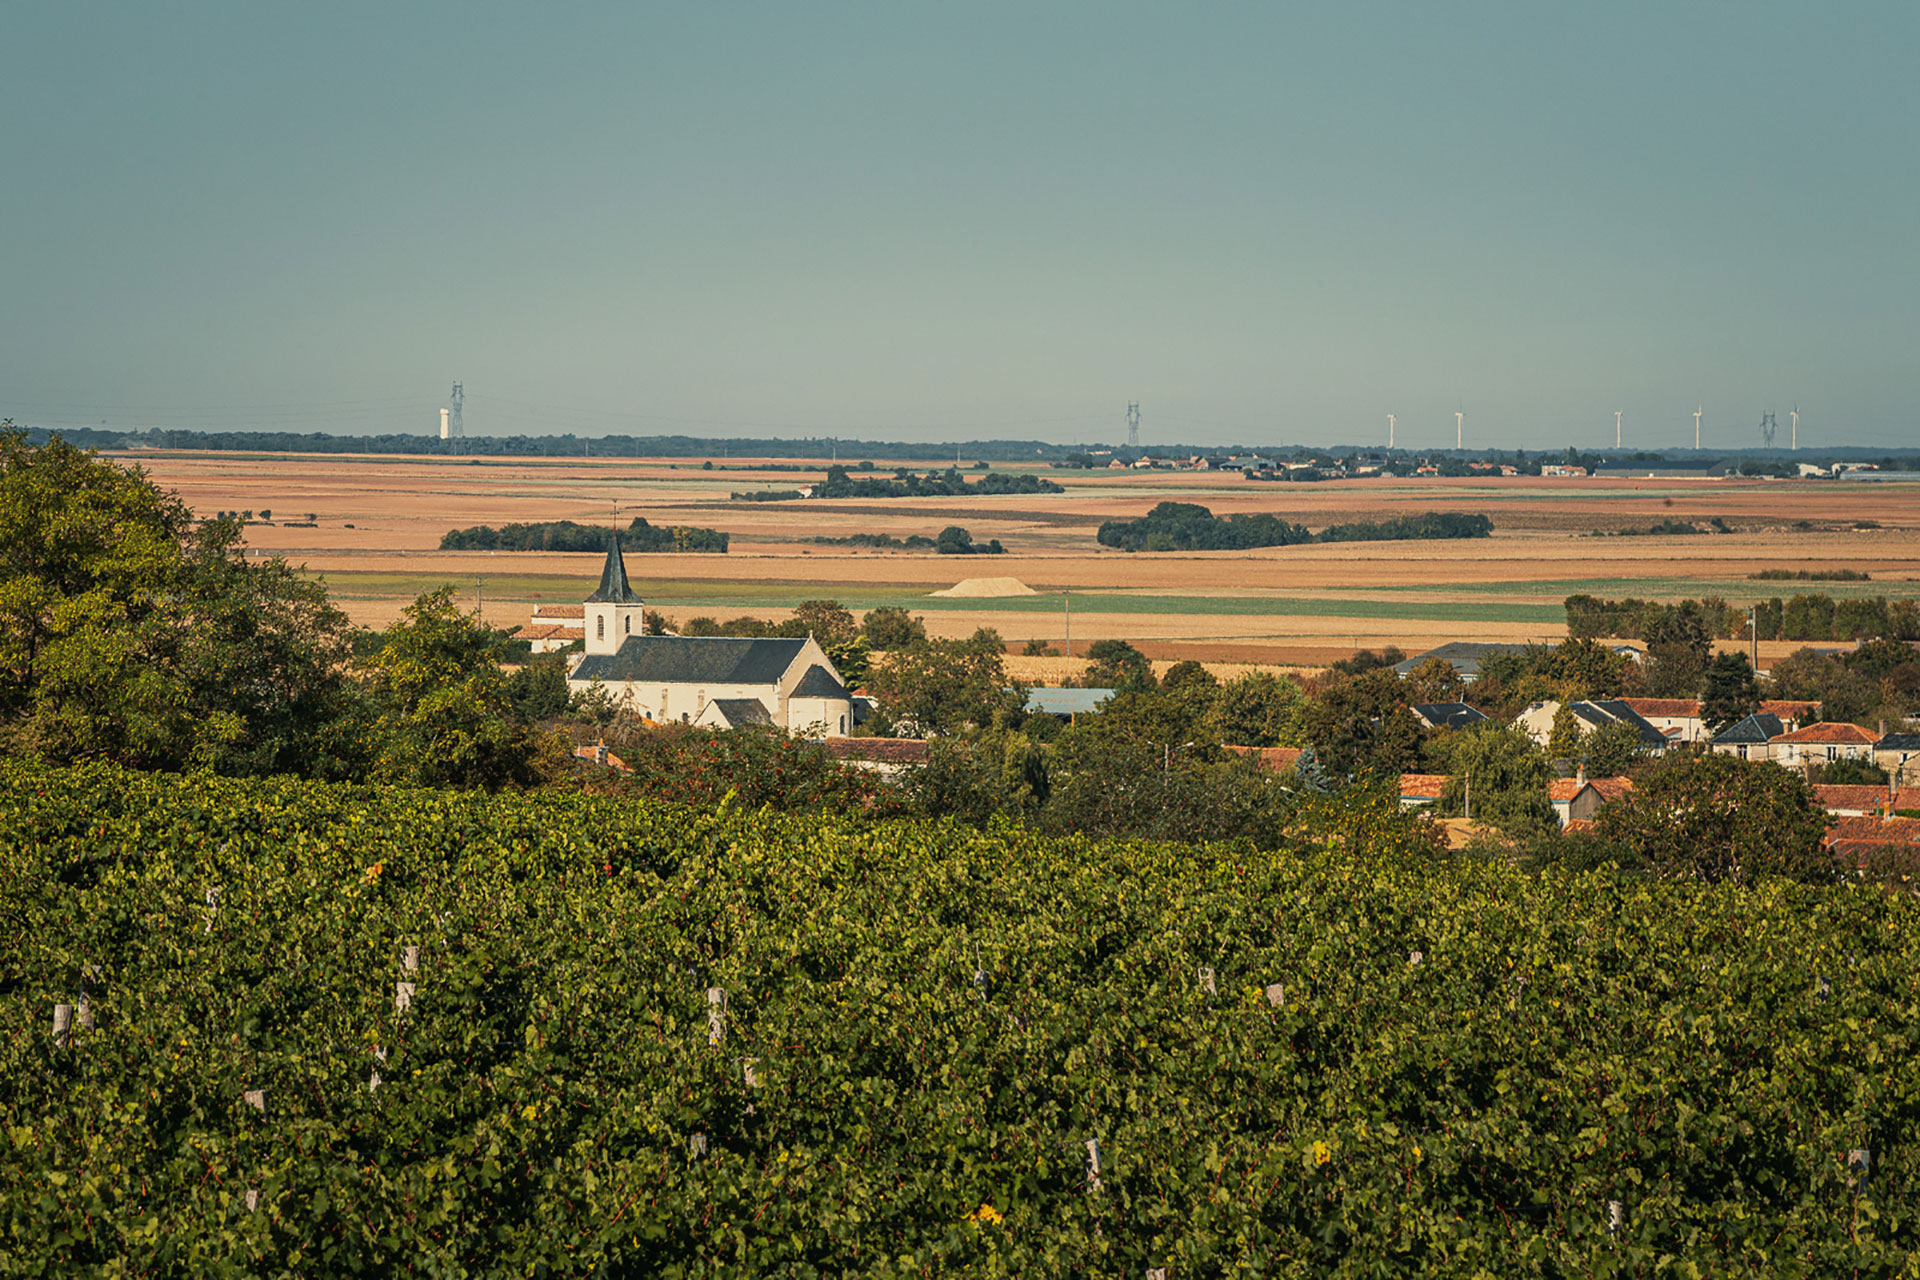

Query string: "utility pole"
[1063, 591, 1071, 656]
[476, 576, 485, 618]
[1750, 605, 1759, 672]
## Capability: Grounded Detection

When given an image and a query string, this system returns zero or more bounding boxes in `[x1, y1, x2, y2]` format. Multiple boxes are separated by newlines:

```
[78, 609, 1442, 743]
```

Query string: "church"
[564, 534, 856, 738]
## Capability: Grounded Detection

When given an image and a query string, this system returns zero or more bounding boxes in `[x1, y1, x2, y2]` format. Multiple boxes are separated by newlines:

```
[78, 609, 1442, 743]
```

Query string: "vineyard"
[2, 762, 1917, 1275]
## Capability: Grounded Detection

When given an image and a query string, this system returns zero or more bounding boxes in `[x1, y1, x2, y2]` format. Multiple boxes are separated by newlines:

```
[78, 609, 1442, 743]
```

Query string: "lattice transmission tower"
[1126, 402, 1140, 449]
[449, 382, 464, 438]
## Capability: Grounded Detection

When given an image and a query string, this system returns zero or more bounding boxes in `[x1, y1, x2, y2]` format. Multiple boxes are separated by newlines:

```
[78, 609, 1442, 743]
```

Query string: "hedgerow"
[2, 761, 1916, 1275]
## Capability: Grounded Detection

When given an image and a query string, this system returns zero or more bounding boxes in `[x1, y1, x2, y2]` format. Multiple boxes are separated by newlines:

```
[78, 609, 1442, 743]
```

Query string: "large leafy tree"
[1427, 722, 1554, 834]
[1302, 668, 1423, 779]
[1209, 671, 1306, 747]
[368, 588, 555, 790]
[864, 633, 1014, 734]
[1598, 751, 1833, 884]
[0, 429, 358, 773]
[1699, 652, 1761, 733]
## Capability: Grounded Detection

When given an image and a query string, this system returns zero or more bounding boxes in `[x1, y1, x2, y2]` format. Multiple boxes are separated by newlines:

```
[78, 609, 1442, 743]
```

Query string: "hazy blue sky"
[3, 2, 1914, 449]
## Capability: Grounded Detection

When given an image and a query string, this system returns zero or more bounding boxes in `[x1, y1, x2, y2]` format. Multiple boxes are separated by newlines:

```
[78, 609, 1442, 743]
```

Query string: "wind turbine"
[1387, 413, 1395, 449]
[1790, 405, 1799, 451]
[1455, 410, 1464, 451]
[1693, 405, 1703, 450]
[1614, 410, 1622, 449]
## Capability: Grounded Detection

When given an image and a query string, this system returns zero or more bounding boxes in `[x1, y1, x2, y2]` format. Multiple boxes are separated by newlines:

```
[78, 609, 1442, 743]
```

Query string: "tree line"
[1096, 502, 1493, 552]
[1566, 592, 1920, 643]
[439, 516, 728, 553]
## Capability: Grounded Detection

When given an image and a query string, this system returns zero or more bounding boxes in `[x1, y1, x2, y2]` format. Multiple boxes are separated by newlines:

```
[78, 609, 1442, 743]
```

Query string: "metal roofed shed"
[1393, 642, 1536, 683]
[1024, 687, 1117, 719]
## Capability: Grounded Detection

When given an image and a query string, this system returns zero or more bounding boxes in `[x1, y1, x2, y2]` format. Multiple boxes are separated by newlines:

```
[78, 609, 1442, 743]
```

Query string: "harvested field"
[119, 450, 1920, 666]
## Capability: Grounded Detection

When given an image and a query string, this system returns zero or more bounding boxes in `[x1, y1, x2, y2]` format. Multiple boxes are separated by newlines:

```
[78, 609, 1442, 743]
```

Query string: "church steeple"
[584, 531, 645, 654]
[587, 531, 645, 605]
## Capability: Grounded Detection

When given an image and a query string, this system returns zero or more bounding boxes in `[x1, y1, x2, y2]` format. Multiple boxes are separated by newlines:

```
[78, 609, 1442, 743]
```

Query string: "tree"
[863, 638, 1013, 734]
[505, 653, 571, 721]
[0, 430, 359, 774]
[859, 606, 927, 651]
[1699, 652, 1761, 733]
[1302, 670, 1423, 780]
[369, 588, 554, 790]
[1598, 751, 1833, 884]
[935, 526, 976, 555]
[1402, 657, 1465, 705]
[1580, 720, 1649, 777]
[1209, 671, 1305, 747]
[780, 599, 857, 647]
[643, 609, 671, 635]
[1084, 639, 1153, 689]
[1814, 757, 1889, 786]
[1427, 723, 1554, 834]
[1546, 703, 1583, 761]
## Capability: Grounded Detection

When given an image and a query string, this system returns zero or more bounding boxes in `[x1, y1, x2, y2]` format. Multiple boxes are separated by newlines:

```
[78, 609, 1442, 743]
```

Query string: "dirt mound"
[929, 576, 1040, 598]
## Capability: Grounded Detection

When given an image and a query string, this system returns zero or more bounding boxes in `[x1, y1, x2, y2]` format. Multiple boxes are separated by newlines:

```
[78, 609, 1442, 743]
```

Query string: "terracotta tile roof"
[822, 738, 931, 765]
[1814, 785, 1901, 814]
[1622, 698, 1700, 719]
[514, 623, 578, 641]
[1771, 722, 1879, 746]
[532, 603, 586, 619]
[1547, 776, 1634, 803]
[1826, 815, 1920, 847]
[571, 745, 633, 773]
[1398, 773, 1449, 800]
[1760, 700, 1820, 720]
[1223, 745, 1304, 772]
[1563, 819, 1599, 835]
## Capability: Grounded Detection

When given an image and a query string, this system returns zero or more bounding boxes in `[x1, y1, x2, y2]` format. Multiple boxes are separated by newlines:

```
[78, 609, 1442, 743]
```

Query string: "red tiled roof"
[1548, 776, 1634, 803]
[1814, 784, 1900, 814]
[822, 738, 931, 765]
[1826, 815, 1920, 846]
[1223, 745, 1304, 772]
[572, 745, 633, 773]
[514, 623, 577, 641]
[1398, 773, 1449, 800]
[1760, 700, 1819, 720]
[1622, 698, 1700, 719]
[1771, 722, 1879, 745]
[1564, 819, 1599, 835]
[533, 604, 586, 619]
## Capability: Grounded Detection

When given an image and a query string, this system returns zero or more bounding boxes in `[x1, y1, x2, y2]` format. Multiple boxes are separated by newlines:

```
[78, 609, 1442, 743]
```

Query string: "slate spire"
[586, 530, 645, 604]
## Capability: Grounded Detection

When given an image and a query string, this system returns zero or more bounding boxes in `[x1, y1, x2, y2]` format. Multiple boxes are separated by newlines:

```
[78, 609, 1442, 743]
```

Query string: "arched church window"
[596, 616, 605, 640]
[623, 615, 631, 634]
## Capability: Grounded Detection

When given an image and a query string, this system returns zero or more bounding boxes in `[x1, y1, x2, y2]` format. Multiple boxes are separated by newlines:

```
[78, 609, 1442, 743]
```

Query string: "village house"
[1876, 732, 1920, 785]
[564, 534, 855, 737]
[1769, 721, 1880, 769]
[1513, 700, 1668, 753]
[1397, 774, 1448, 810]
[1710, 712, 1785, 761]
[1410, 702, 1489, 731]
[1547, 770, 1634, 828]
[1812, 785, 1920, 818]
[518, 603, 585, 653]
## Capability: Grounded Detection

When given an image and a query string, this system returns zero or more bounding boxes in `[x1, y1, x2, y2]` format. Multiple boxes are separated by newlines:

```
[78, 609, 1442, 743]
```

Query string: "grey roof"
[586, 533, 645, 605]
[1573, 700, 1669, 749]
[1877, 732, 1920, 751]
[1394, 642, 1536, 679]
[573, 636, 805, 686]
[1713, 712, 1786, 746]
[790, 665, 851, 700]
[1412, 702, 1489, 730]
[707, 698, 772, 727]
[1024, 687, 1117, 716]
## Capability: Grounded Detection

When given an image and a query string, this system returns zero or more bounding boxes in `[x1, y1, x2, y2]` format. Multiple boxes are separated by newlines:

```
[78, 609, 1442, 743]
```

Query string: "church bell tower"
[584, 532, 645, 655]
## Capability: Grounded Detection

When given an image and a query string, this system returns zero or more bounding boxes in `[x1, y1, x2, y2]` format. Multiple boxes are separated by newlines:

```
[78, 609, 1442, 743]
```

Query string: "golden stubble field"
[117, 450, 1920, 666]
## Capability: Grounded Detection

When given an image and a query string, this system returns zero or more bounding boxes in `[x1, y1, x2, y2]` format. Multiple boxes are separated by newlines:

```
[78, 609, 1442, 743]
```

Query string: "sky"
[3, 2, 1915, 451]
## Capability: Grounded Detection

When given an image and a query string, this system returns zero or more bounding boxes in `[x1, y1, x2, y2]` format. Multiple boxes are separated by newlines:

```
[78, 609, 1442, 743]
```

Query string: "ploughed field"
[118, 451, 1920, 662]
[4, 762, 1915, 1274]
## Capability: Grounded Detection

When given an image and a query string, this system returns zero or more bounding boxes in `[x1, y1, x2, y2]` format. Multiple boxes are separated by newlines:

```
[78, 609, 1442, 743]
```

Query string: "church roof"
[572, 636, 806, 686]
[790, 665, 851, 700]
[585, 532, 645, 604]
[707, 698, 773, 727]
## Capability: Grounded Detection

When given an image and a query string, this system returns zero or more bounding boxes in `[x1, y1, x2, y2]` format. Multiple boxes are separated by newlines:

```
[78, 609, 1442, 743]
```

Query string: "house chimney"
[1576, 762, 1587, 787]
[595, 739, 608, 767]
